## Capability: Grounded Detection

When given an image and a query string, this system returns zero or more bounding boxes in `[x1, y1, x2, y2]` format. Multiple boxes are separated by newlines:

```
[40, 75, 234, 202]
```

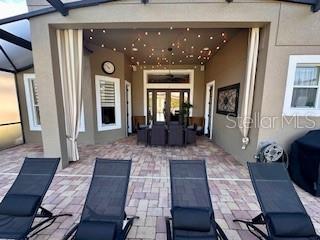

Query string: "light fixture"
[90, 29, 94, 32]
[170, 26, 173, 30]
[132, 43, 135, 47]
[113, 48, 116, 51]
[152, 66, 154, 69]
[223, 39, 227, 43]
[132, 47, 138, 51]
[162, 49, 165, 52]
[203, 47, 209, 51]
[158, 32, 161, 35]
[198, 34, 201, 38]
[194, 66, 197, 69]
[221, 32, 225, 37]
[138, 38, 141, 41]
[172, 61, 175, 64]
[190, 55, 193, 58]
[152, 48, 154, 51]
[186, 27, 190, 31]
[179, 60, 182, 63]
[102, 29, 106, 33]
[136, 61, 140, 65]
[89, 36, 93, 40]
[172, 43, 175, 47]
[182, 50, 185, 54]
[171, 52, 174, 56]
[200, 50, 203, 53]
[186, 55, 189, 58]
[101, 44, 104, 47]
[149, 55, 152, 58]
[191, 46, 194, 49]
[145, 32, 148, 35]
[143, 43, 147, 47]
[143, 61, 146, 64]
[198, 56, 201, 59]
[124, 47, 127, 50]
[201, 62, 204, 65]
[184, 38, 187, 42]
[216, 46, 220, 50]
[131, 56, 134, 59]
[210, 36, 213, 40]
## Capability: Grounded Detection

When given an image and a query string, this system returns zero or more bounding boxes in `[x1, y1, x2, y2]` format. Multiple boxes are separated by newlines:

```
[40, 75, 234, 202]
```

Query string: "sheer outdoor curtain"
[239, 28, 259, 150]
[57, 29, 83, 161]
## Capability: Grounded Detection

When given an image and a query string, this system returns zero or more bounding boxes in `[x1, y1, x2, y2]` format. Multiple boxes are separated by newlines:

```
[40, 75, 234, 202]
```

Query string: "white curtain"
[239, 28, 259, 150]
[56, 29, 83, 161]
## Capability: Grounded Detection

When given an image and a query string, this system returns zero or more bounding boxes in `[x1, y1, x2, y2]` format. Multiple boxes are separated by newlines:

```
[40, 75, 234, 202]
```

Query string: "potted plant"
[181, 102, 193, 126]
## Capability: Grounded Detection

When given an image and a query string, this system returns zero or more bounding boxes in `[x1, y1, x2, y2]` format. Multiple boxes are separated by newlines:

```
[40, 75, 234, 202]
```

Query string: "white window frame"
[24, 73, 85, 132]
[95, 75, 121, 131]
[283, 55, 320, 116]
[24, 74, 41, 131]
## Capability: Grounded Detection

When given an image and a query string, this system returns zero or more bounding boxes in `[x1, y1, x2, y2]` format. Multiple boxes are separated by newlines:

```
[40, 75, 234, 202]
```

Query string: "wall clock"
[102, 61, 115, 74]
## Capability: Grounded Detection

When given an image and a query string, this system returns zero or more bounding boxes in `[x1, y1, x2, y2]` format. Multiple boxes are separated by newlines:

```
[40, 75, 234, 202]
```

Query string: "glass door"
[147, 89, 190, 124]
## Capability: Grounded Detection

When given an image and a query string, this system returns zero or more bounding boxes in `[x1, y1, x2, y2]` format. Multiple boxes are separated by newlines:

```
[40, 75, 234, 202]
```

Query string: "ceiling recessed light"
[216, 46, 220, 50]
[132, 47, 138, 51]
[198, 34, 201, 38]
[170, 26, 173, 30]
[221, 32, 225, 37]
[89, 36, 93, 40]
[145, 32, 148, 35]
[101, 44, 104, 47]
[186, 28, 190, 31]
[113, 48, 116, 51]
[158, 32, 161, 35]
[223, 39, 227, 43]
[90, 29, 94, 32]
[124, 47, 127, 50]
[210, 36, 213, 40]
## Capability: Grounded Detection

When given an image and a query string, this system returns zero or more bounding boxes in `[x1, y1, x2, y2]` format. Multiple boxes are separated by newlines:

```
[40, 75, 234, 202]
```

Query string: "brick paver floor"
[0, 136, 319, 240]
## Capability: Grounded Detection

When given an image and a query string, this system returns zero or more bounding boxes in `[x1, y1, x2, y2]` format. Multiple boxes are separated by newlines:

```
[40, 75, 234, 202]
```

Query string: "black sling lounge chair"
[234, 162, 320, 240]
[166, 160, 228, 240]
[63, 159, 138, 240]
[0, 157, 71, 239]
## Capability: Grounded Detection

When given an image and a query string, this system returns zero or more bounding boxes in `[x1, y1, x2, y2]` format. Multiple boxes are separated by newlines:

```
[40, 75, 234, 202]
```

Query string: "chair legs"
[27, 207, 72, 239]
[123, 216, 139, 239]
[165, 217, 172, 240]
[233, 213, 268, 240]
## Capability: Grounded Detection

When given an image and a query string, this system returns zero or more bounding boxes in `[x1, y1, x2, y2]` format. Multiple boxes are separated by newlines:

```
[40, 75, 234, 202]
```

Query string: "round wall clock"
[102, 61, 115, 74]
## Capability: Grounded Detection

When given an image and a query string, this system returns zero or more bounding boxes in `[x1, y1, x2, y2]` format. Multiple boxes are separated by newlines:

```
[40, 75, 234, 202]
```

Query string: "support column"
[30, 21, 69, 168]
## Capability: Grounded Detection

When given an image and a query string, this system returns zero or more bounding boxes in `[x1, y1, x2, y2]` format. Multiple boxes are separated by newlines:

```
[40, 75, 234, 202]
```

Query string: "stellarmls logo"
[225, 112, 317, 129]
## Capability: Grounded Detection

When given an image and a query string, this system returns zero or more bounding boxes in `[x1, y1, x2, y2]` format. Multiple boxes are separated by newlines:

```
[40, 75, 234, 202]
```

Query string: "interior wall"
[16, 68, 42, 144]
[205, 29, 254, 162]
[132, 65, 205, 118]
[89, 46, 132, 144]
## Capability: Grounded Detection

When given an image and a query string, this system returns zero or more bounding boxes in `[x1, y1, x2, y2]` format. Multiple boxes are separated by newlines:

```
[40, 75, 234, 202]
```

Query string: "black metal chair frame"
[166, 160, 228, 240]
[233, 162, 320, 240]
[0, 157, 72, 240]
[62, 159, 138, 240]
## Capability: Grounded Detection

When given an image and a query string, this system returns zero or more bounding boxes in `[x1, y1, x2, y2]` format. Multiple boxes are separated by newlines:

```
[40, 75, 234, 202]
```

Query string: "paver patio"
[0, 136, 319, 240]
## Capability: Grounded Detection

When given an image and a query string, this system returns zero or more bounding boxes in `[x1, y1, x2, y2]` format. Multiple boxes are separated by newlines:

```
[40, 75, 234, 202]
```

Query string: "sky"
[0, 0, 27, 19]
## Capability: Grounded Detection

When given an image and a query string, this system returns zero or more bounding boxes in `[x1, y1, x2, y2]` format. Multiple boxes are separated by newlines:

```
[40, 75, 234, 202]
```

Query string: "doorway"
[125, 81, 132, 136]
[204, 81, 215, 139]
[147, 89, 190, 124]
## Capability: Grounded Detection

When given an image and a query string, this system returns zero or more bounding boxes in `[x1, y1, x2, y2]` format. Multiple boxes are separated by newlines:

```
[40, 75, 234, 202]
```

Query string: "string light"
[89, 36, 93, 40]
[101, 44, 104, 47]
[186, 28, 190, 31]
[102, 29, 106, 33]
[113, 48, 116, 51]
[210, 36, 213, 40]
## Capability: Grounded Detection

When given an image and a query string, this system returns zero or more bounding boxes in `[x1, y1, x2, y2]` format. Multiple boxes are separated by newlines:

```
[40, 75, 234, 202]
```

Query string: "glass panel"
[148, 91, 153, 124]
[100, 80, 115, 125]
[156, 92, 166, 122]
[291, 88, 318, 108]
[148, 74, 190, 84]
[183, 91, 189, 104]
[170, 92, 180, 122]
[0, 71, 23, 150]
[294, 66, 319, 86]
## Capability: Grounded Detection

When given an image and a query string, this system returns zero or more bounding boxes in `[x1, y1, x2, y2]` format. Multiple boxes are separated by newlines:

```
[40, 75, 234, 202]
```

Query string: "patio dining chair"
[168, 124, 184, 146]
[150, 124, 167, 146]
[63, 159, 138, 240]
[234, 162, 320, 240]
[166, 160, 228, 240]
[0, 157, 72, 239]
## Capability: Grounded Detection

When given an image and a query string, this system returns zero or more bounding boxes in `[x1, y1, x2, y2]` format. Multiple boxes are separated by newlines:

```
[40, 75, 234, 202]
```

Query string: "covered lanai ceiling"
[84, 28, 242, 66]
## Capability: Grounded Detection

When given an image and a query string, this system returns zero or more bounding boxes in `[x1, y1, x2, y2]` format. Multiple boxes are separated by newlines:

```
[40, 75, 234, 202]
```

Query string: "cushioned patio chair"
[0, 157, 72, 239]
[137, 124, 148, 146]
[234, 162, 320, 240]
[166, 160, 228, 240]
[168, 124, 184, 146]
[185, 126, 196, 145]
[150, 124, 167, 146]
[63, 159, 138, 240]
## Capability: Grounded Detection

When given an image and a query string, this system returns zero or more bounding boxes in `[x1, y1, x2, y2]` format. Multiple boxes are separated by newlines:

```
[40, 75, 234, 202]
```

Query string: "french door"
[147, 89, 190, 124]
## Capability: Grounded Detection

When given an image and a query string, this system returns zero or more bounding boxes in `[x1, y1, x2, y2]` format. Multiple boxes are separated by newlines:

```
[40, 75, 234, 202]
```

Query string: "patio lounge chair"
[150, 124, 166, 146]
[234, 162, 320, 240]
[166, 160, 228, 240]
[0, 157, 72, 239]
[63, 159, 138, 240]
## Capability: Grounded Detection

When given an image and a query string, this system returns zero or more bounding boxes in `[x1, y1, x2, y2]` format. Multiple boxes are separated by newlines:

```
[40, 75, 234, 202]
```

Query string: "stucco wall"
[132, 65, 205, 117]
[26, 0, 320, 166]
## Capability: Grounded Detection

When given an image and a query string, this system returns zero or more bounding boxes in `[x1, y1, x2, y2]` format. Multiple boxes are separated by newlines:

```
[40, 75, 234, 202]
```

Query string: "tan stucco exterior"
[25, 0, 320, 166]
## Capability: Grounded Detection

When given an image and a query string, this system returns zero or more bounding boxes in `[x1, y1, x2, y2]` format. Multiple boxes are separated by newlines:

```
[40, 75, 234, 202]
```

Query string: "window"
[24, 74, 86, 132]
[283, 55, 320, 116]
[24, 74, 41, 131]
[95, 75, 121, 131]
